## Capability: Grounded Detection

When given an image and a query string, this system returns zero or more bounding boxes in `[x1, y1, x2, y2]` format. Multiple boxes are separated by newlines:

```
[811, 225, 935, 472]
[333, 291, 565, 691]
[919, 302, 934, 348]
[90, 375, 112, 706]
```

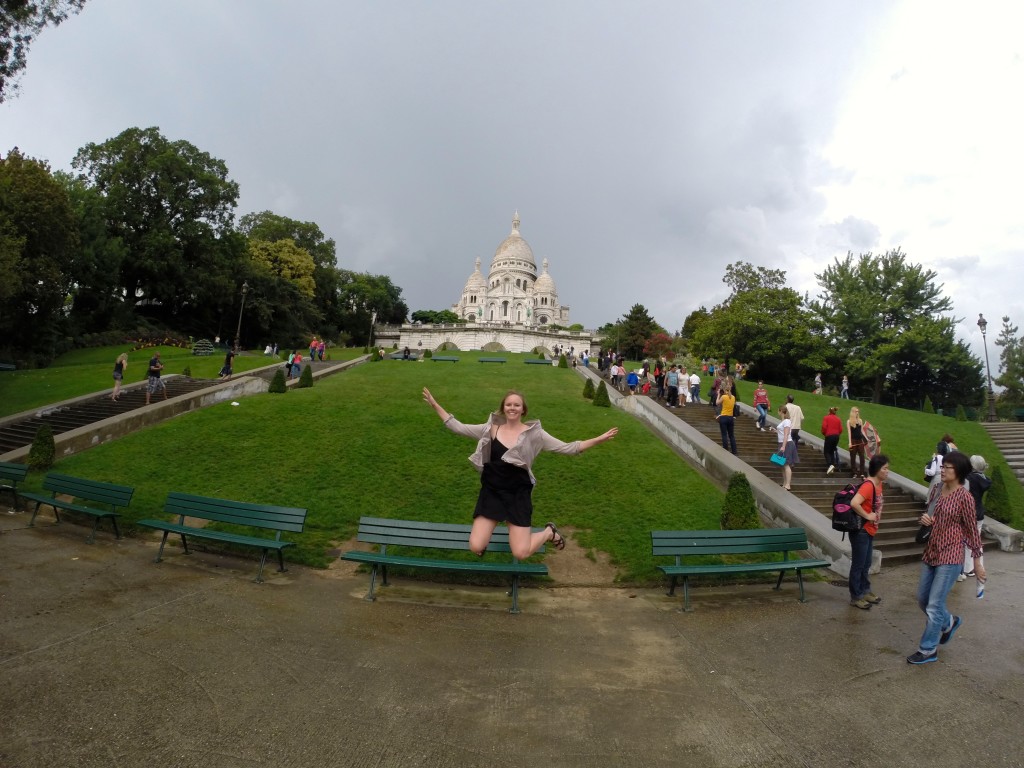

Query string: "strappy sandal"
[545, 522, 566, 550]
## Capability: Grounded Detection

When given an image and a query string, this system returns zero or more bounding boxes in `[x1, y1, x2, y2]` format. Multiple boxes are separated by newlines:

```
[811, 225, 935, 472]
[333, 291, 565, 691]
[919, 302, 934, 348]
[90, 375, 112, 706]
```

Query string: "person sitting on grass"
[422, 387, 617, 559]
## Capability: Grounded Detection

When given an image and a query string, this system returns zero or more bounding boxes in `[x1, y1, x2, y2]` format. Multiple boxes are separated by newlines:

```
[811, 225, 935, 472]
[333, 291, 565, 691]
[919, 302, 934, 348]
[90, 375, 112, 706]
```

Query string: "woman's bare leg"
[508, 524, 556, 560]
[469, 516, 499, 556]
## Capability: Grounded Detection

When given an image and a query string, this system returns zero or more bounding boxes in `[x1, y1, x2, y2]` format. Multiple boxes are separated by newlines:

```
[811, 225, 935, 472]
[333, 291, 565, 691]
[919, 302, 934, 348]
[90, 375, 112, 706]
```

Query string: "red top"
[856, 480, 881, 536]
[753, 387, 770, 406]
[924, 485, 983, 566]
[821, 413, 843, 437]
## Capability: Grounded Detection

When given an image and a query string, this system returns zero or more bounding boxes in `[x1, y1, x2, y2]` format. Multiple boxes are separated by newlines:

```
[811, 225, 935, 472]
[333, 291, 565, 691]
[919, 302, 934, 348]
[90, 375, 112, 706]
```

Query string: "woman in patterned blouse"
[907, 451, 986, 665]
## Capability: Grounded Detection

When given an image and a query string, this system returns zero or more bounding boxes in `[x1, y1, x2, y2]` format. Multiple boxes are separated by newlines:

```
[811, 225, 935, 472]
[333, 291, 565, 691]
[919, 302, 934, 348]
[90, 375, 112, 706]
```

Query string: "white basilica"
[451, 212, 571, 327]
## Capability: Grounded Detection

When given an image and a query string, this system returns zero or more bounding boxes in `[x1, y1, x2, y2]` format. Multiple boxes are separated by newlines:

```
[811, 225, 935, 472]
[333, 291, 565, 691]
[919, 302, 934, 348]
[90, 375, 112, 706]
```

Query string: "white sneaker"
[827, 465, 835, 475]
[956, 573, 967, 582]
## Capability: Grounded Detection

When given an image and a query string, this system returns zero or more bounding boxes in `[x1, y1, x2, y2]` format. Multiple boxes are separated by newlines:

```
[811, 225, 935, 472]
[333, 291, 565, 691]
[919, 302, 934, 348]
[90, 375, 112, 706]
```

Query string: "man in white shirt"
[689, 372, 701, 404]
[786, 394, 804, 445]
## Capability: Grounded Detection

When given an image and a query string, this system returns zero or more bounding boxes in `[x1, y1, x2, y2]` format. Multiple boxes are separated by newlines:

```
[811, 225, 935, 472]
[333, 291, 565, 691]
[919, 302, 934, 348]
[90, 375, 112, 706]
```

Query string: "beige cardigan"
[443, 413, 581, 485]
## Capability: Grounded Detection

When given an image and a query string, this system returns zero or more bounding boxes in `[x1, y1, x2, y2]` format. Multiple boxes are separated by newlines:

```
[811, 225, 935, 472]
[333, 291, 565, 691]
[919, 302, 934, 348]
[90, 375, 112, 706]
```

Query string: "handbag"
[769, 452, 786, 466]
[915, 524, 931, 544]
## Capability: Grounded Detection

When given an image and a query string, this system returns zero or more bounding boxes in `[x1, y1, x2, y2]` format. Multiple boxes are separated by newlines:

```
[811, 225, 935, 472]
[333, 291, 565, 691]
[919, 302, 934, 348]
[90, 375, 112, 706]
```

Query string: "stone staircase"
[658, 397, 928, 565]
[982, 421, 1024, 484]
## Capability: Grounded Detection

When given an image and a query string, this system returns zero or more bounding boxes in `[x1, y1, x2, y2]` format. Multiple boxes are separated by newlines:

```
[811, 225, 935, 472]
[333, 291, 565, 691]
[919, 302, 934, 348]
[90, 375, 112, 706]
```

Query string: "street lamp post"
[369, 309, 377, 351]
[233, 281, 249, 353]
[977, 313, 998, 422]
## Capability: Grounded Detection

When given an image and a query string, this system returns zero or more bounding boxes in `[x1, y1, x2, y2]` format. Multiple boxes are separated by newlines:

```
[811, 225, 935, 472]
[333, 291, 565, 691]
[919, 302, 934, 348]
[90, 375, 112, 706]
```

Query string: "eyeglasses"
[941, 465, 954, 470]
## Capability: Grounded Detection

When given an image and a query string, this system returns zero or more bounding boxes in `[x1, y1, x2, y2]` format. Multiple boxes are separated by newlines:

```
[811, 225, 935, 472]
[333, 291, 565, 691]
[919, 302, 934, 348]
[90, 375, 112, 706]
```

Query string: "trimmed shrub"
[539, 352, 545, 360]
[27, 424, 56, 471]
[268, 368, 287, 393]
[720, 472, 761, 530]
[593, 381, 611, 407]
[986, 465, 1012, 524]
[922, 395, 935, 414]
[558, 354, 568, 369]
[955, 404, 967, 421]
[297, 364, 314, 388]
[424, 349, 433, 359]
[372, 348, 383, 361]
[583, 379, 595, 399]
[181, 366, 191, 377]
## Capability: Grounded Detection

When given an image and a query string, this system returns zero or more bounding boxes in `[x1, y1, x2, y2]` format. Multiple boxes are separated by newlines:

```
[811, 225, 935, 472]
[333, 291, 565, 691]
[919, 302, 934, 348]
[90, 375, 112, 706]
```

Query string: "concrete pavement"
[1, 510, 1022, 768]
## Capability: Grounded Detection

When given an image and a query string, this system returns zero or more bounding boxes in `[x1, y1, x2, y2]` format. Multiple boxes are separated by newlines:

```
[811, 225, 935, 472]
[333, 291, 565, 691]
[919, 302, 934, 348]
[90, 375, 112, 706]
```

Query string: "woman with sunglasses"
[908, 451, 986, 665]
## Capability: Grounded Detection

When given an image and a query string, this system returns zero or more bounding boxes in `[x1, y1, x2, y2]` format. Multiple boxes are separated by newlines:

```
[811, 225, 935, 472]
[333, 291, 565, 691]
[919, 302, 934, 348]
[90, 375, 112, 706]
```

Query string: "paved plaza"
[1, 511, 1022, 768]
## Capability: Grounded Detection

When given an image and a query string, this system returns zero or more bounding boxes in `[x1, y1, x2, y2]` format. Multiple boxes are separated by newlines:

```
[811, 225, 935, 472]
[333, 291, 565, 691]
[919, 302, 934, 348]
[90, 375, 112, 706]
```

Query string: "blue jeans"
[691, 385, 700, 403]
[756, 404, 768, 428]
[916, 562, 962, 654]
[848, 530, 874, 600]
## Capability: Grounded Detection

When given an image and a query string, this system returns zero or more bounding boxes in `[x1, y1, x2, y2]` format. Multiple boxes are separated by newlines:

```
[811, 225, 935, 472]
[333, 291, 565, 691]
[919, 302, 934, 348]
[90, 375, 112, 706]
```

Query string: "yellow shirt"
[718, 393, 736, 417]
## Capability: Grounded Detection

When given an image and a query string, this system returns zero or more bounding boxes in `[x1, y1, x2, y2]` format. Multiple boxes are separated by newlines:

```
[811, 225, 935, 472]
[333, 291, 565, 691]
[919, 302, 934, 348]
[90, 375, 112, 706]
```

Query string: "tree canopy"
[1, 0, 86, 102]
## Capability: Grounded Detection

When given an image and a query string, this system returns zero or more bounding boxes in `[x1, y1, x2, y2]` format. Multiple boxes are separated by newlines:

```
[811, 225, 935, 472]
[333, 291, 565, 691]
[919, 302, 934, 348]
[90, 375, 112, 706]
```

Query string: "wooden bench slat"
[342, 551, 547, 575]
[23, 472, 134, 543]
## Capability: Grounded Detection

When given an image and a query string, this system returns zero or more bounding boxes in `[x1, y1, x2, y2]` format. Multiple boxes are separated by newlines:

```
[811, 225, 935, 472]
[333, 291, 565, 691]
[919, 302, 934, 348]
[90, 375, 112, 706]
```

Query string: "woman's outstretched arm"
[422, 387, 451, 422]
[579, 427, 618, 453]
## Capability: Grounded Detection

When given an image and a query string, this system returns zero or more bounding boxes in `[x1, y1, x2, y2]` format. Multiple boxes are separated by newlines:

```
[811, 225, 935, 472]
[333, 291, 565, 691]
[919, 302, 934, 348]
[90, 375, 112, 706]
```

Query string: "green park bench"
[21, 473, 135, 543]
[651, 527, 830, 612]
[0, 461, 28, 502]
[388, 353, 419, 360]
[137, 492, 308, 583]
[478, 357, 507, 364]
[1014, 408, 1024, 422]
[341, 516, 548, 614]
[523, 359, 551, 365]
[431, 356, 460, 362]
[0, 362, 15, 371]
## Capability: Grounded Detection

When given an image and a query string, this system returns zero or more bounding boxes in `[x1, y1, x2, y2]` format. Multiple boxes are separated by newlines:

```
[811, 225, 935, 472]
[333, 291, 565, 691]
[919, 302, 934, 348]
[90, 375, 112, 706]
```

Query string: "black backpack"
[831, 483, 864, 540]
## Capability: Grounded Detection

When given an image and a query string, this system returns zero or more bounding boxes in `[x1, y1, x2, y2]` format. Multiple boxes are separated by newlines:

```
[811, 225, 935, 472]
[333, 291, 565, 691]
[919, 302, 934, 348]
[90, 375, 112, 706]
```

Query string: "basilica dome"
[490, 211, 536, 272]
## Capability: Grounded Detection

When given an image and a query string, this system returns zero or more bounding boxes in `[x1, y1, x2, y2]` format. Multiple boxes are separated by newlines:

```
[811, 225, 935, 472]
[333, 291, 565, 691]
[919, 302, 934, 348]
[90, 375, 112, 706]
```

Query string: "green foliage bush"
[583, 378, 595, 399]
[28, 424, 55, 471]
[297, 364, 314, 388]
[182, 366, 191, 377]
[955, 404, 966, 421]
[268, 368, 287, 393]
[720, 472, 761, 530]
[372, 349, 383, 361]
[424, 349, 433, 359]
[922, 395, 935, 414]
[986, 464, 1012, 524]
[558, 354, 568, 369]
[593, 380, 611, 407]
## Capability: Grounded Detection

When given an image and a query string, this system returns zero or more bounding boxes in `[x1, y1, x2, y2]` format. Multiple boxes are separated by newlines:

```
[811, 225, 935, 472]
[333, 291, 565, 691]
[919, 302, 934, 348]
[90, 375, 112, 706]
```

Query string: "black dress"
[473, 435, 534, 528]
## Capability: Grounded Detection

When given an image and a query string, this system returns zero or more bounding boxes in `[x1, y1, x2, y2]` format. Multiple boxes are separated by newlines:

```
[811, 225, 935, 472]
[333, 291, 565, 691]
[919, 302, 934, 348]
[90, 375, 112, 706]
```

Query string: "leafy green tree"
[811, 250, 966, 403]
[690, 278, 827, 388]
[410, 309, 460, 324]
[336, 270, 408, 346]
[616, 304, 659, 360]
[995, 316, 1024, 405]
[681, 306, 710, 341]
[1, 0, 86, 102]
[0, 149, 78, 363]
[723, 261, 787, 297]
[71, 126, 245, 335]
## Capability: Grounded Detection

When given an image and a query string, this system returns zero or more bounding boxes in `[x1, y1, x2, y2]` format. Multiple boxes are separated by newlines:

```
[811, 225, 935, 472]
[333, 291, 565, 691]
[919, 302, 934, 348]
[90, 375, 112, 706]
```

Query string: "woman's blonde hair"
[848, 406, 860, 421]
[116, 353, 128, 364]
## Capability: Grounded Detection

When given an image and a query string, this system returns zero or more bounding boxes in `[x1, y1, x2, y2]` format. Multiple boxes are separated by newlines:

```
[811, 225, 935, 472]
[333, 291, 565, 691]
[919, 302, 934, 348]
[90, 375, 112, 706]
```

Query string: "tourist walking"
[665, 365, 679, 408]
[814, 372, 823, 395]
[847, 406, 867, 478]
[111, 353, 128, 401]
[960, 455, 991, 581]
[688, 371, 701, 404]
[821, 406, 842, 475]
[716, 385, 737, 455]
[908, 451, 985, 664]
[848, 454, 888, 610]
[785, 395, 804, 446]
[840, 375, 849, 399]
[774, 405, 798, 490]
[219, 349, 235, 379]
[421, 387, 617, 558]
[145, 351, 167, 405]
[752, 380, 770, 431]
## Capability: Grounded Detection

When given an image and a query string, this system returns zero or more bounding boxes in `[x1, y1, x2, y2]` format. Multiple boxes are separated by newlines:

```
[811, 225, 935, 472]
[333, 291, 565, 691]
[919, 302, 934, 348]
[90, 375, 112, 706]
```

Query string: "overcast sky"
[3, 0, 1022, 366]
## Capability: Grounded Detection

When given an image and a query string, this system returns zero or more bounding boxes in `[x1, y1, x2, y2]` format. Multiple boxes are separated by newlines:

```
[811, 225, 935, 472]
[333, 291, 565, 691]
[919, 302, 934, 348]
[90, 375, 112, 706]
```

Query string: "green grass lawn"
[25, 354, 726, 583]
[0, 344, 366, 418]
[13, 356, 1024, 582]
